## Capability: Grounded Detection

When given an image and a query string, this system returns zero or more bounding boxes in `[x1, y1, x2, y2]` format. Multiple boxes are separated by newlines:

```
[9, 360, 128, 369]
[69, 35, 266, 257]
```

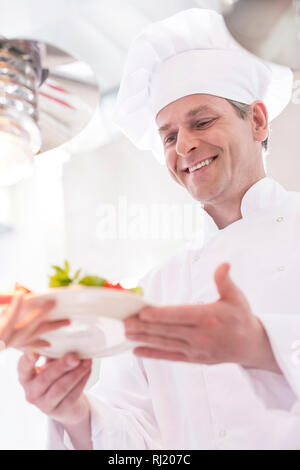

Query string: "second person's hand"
[18, 352, 92, 426]
[18, 351, 93, 449]
[0, 292, 70, 351]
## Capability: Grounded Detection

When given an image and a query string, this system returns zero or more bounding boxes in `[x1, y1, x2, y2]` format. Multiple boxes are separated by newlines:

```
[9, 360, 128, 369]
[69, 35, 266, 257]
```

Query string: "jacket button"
[276, 217, 284, 223]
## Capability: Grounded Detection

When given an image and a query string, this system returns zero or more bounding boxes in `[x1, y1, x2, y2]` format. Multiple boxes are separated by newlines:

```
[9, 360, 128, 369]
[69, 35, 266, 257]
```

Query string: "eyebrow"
[186, 105, 214, 118]
[158, 105, 215, 133]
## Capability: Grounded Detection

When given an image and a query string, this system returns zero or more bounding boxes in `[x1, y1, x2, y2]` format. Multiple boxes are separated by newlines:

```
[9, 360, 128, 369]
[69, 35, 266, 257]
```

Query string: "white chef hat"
[113, 8, 293, 164]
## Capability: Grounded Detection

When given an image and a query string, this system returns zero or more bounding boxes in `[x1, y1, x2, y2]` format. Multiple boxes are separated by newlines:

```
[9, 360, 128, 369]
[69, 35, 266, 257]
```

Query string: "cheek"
[168, 168, 184, 186]
[201, 129, 225, 150]
[202, 128, 241, 163]
[165, 150, 184, 186]
[165, 149, 177, 175]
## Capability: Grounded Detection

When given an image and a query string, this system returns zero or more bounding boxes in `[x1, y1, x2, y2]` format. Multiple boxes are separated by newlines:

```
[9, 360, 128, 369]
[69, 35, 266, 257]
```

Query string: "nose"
[176, 126, 199, 158]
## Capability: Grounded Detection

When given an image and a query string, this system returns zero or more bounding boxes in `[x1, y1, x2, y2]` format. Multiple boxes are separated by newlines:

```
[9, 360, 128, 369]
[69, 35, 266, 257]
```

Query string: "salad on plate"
[0, 260, 143, 304]
[0, 261, 146, 358]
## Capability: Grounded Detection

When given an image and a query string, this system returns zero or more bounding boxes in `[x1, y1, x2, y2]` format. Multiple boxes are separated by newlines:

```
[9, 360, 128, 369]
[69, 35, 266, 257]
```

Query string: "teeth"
[188, 157, 215, 173]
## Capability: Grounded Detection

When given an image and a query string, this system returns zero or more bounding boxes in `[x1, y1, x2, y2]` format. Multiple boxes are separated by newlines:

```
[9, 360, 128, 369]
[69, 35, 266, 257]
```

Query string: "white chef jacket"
[48, 176, 300, 450]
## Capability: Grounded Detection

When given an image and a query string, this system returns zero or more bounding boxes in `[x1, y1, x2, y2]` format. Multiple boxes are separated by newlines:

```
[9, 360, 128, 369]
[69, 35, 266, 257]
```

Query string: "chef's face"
[156, 94, 268, 205]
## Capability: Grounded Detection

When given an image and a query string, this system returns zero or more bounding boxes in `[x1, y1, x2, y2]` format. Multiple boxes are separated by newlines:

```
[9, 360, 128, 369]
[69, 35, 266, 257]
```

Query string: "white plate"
[21, 285, 150, 359]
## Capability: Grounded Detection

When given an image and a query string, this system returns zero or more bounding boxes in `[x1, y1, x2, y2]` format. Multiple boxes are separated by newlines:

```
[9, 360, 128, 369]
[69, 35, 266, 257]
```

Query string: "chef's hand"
[0, 293, 69, 350]
[18, 351, 93, 450]
[124, 263, 281, 373]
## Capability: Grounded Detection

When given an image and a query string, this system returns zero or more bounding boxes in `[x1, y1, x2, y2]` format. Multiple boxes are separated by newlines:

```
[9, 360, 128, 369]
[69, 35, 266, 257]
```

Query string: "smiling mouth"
[184, 155, 219, 173]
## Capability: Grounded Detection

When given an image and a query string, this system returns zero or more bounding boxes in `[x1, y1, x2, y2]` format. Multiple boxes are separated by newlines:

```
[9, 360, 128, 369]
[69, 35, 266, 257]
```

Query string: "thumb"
[18, 350, 40, 385]
[214, 263, 240, 302]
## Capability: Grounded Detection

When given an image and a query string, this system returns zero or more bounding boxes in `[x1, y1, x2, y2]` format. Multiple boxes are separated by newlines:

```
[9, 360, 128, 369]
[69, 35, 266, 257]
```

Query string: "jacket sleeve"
[240, 216, 300, 414]
[47, 351, 161, 450]
[90, 351, 162, 449]
[241, 313, 300, 414]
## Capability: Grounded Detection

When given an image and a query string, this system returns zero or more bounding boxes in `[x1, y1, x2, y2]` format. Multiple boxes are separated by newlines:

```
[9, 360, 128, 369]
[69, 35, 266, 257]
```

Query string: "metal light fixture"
[224, 0, 300, 70]
[0, 37, 99, 186]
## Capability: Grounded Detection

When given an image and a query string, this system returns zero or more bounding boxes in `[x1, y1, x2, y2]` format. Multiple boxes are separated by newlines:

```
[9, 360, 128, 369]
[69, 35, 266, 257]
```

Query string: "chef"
[18, 9, 300, 450]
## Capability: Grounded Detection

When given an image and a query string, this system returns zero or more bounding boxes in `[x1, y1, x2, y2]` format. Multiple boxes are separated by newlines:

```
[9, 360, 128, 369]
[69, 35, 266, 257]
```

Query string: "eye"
[195, 118, 216, 129]
[164, 135, 176, 145]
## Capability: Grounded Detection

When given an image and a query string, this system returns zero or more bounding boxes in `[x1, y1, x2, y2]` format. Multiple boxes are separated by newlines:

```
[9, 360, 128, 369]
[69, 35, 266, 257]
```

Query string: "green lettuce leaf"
[78, 276, 106, 287]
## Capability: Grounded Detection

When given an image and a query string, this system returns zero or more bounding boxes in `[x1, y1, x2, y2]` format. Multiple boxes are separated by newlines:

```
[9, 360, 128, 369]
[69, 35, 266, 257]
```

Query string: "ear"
[250, 101, 269, 144]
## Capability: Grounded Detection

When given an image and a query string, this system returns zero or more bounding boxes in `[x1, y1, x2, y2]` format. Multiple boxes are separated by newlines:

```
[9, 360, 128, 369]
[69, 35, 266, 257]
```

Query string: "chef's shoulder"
[287, 188, 300, 206]
[283, 188, 300, 220]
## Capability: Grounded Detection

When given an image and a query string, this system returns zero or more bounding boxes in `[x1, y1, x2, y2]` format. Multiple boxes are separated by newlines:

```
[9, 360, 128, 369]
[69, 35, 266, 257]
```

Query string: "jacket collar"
[202, 177, 287, 244]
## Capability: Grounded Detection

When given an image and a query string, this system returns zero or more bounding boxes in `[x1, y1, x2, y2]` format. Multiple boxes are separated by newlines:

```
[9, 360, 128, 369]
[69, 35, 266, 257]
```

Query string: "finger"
[18, 350, 40, 384]
[37, 360, 92, 412]
[126, 332, 189, 353]
[214, 262, 240, 302]
[0, 292, 24, 340]
[133, 347, 188, 362]
[9, 304, 61, 349]
[134, 346, 219, 365]
[124, 318, 192, 341]
[15, 300, 56, 331]
[53, 369, 92, 414]
[27, 319, 70, 339]
[26, 353, 82, 401]
[46, 357, 55, 365]
[13, 320, 69, 348]
[21, 339, 51, 349]
[138, 305, 210, 325]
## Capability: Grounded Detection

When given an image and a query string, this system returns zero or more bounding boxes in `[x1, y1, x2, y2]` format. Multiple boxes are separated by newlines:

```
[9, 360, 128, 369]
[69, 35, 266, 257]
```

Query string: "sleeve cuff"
[48, 390, 157, 450]
[63, 429, 75, 450]
[47, 419, 70, 450]
[47, 394, 115, 450]
[241, 313, 300, 411]
[260, 314, 300, 397]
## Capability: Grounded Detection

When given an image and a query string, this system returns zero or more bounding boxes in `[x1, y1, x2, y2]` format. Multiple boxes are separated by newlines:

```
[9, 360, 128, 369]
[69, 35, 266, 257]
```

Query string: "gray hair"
[226, 99, 269, 151]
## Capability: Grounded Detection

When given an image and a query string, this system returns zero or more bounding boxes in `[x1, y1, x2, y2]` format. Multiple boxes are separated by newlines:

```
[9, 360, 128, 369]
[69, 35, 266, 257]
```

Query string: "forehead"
[155, 94, 233, 129]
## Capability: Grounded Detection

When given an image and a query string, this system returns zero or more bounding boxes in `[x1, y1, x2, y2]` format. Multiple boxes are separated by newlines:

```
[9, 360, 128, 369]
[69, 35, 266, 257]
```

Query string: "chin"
[187, 185, 216, 203]
[186, 189, 205, 202]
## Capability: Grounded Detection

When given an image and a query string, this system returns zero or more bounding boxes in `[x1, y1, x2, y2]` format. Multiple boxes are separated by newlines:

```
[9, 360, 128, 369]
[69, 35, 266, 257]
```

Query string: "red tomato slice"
[103, 281, 126, 290]
[14, 283, 32, 294]
[0, 283, 32, 305]
[0, 292, 15, 305]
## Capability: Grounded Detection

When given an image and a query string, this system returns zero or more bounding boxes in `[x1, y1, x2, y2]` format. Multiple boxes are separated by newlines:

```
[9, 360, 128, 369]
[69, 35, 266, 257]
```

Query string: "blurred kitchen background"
[0, 0, 299, 449]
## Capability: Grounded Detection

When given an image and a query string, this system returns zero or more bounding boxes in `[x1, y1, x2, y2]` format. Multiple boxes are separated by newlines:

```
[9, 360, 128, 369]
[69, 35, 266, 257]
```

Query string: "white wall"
[267, 70, 300, 191]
